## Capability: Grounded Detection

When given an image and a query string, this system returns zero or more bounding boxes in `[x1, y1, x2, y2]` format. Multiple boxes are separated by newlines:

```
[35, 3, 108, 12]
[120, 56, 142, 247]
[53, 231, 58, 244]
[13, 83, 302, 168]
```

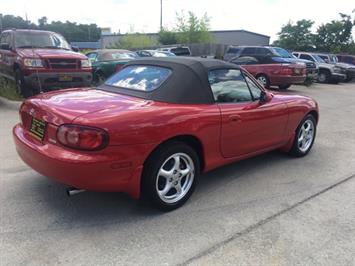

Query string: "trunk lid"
[20, 88, 145, 126]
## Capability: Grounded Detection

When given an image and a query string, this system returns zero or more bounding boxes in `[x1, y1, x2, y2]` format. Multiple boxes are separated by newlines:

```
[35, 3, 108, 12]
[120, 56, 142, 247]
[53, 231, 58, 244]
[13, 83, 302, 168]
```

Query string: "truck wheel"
[279, 84, 291, 90]
[256, 74, 270, 89]
[317, 70, 330, 83]
[15, 69, 32, 98]
[141, 142, 200, 211]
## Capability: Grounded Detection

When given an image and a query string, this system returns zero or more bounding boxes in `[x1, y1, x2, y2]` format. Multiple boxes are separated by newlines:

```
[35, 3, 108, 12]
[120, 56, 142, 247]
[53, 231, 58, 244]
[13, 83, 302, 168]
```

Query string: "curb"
[0, 96, 22, 110]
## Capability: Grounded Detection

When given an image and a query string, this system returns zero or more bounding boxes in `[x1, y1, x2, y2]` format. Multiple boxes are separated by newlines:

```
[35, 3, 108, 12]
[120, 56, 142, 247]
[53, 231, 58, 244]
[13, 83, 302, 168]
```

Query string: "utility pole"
[160, 0, 163, 31]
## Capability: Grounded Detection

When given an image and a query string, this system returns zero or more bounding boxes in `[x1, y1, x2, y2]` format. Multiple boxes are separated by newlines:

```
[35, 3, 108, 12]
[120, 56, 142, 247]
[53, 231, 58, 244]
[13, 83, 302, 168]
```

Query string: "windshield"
[272, 47, 295, 58]
[153, 51, 176, 57]
[313, 54, 326, 63]
[99, 52, 138, 61]
[15, 31, 71, 49]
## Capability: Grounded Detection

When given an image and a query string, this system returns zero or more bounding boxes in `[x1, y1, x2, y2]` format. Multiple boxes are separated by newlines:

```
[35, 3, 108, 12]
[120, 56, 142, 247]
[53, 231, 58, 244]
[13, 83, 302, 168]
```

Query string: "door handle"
[228, 115, 241, 122]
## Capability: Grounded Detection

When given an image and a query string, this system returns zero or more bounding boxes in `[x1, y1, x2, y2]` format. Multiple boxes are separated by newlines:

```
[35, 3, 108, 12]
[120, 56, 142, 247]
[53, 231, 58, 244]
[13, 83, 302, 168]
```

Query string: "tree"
[38, 16, 47, 27]
[110, 33, 158, 49]
[158, 28, 178, 45]
[273, 19, 315, 51]
[314, 13, 354, 53]
[174, 11, 214, 44]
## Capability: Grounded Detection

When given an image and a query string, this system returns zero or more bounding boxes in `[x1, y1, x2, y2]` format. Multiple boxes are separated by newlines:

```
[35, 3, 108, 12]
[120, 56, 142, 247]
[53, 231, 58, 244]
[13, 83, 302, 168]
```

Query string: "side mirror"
[71, 45, 79, 52]
[324, 59, 329, 63]
[259, 90, 272, 104]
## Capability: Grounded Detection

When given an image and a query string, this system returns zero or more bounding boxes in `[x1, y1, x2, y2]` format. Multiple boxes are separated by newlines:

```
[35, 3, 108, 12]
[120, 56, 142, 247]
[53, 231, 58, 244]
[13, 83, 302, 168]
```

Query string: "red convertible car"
[13, 57, 318, 211]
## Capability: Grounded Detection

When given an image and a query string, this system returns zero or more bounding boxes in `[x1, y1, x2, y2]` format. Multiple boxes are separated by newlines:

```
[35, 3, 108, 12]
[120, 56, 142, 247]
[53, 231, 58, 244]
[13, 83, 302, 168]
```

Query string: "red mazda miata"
[13, 57, 319, 211]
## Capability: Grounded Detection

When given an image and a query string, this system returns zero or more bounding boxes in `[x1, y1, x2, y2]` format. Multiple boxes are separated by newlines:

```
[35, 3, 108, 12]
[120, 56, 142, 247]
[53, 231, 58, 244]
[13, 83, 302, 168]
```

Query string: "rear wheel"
[141, 142, 200, 211]
[278, 84, 291, 90]
[289, 114, 317, 157]
[317, 70, 330, 83]
[256, 74, 270, 89]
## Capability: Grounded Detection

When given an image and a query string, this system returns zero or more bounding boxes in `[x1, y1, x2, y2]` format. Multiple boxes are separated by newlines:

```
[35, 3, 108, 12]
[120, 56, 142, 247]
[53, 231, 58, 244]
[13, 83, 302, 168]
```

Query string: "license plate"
[29, 117, 46, 141]
[58, 75, 73, 82]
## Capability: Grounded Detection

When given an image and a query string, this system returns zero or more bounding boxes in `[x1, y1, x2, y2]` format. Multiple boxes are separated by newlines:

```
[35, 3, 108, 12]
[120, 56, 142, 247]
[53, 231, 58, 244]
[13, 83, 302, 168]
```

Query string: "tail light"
[115, 64, 124, 72]
[57, 124, 109, 151]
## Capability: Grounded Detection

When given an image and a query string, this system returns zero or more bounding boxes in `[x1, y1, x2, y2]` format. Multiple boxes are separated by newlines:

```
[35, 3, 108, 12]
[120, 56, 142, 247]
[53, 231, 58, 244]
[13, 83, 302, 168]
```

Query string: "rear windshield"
[105, 65, 172, 92]
[171, 47, 191, 56]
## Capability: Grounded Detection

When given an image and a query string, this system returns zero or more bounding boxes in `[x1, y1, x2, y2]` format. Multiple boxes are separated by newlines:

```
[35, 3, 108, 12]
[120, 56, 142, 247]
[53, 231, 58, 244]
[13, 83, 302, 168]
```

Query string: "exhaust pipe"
[67, 187, 85, 196]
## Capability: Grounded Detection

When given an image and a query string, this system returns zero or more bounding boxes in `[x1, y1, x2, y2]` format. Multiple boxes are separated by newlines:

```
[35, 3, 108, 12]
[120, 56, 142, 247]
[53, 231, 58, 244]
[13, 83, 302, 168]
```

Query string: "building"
[99, 29, 270, 49]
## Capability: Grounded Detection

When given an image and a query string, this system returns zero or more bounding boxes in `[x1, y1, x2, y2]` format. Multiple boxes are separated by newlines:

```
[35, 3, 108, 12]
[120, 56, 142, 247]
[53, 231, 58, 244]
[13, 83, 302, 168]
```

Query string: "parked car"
[136, 50, 176, 57]
[337, 54, 355, 66]
[86, 49, 138, 85]
[13, 57, 318, 211]
[230, 55, 306, 90]
[317, 53, 355, 82]
[292, 52, 346, 83]
[223, 46, 318, 82]
[0, 29, 92, 97]
[157, 46, 191, 56]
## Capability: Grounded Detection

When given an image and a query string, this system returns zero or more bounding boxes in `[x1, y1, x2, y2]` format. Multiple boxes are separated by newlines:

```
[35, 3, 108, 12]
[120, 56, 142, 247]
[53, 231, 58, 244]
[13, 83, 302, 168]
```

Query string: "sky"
[1, 0, 354, 41]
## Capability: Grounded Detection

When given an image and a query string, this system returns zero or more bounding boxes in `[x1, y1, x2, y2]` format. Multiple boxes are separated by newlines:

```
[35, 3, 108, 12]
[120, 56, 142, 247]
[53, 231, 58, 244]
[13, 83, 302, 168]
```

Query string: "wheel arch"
[143, 134, 205, 172]
[307, 110, 319, 123]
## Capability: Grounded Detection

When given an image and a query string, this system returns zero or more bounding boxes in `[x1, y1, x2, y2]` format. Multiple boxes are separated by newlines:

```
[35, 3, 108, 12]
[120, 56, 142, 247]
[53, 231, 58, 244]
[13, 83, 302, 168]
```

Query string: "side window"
[256, 48, 272, 55]
[300, 54, 314, 61]
[241, 47, 256, 55]
[208, 69, 252, 103]
[231, 56, 259, 65]
[293, 53, 299, 58]
[244, 74, 262, 100]
[0, 33, 10, 49]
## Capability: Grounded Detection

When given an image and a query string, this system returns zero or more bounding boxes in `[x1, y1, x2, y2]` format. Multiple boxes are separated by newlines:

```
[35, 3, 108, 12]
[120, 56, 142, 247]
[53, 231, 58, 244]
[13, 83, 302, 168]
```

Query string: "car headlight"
[81, 59, 91, 68]
[23, 58, 43, 68]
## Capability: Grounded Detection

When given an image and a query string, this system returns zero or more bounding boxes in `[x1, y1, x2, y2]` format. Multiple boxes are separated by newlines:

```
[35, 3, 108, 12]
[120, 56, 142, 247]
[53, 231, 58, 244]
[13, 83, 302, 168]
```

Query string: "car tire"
[289, 114, 317, 157]
[279, 84, 291, 90]
[317, 70, 330, 83]
[256, 74, 270, 89]
[15, 69, 33, 98]
[141, 142, 200, 211]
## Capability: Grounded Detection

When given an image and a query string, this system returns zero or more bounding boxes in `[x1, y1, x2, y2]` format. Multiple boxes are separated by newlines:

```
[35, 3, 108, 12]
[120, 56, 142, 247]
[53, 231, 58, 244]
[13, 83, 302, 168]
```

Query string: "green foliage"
[158, 11, 214, 45]
[0, 14, 101, 42]
[0, 77, 22, 101]
[273, 19, 315, 51]
[110, 33, 158, 49]
[274, 12, 355, 54]
[314, 13, 354, 53]
[158, 28, 178, 45]
[174, 11, 214, 44]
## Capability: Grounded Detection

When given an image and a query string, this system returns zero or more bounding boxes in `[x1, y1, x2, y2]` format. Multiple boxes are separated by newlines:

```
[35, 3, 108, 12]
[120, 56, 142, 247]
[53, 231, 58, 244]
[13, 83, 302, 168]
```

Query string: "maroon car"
[230, 55, 306, 90]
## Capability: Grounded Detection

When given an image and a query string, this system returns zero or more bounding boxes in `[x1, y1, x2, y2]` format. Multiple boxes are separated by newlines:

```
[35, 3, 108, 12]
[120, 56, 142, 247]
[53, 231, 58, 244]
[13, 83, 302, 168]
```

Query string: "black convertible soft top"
[99, 57, 241, 104]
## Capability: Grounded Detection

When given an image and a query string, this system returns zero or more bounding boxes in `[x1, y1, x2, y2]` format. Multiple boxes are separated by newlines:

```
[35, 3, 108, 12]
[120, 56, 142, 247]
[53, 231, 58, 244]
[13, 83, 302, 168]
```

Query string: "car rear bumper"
[270, 75, 306, 85]
[24, 71, 93, 90]
[13, 123, 156, 199]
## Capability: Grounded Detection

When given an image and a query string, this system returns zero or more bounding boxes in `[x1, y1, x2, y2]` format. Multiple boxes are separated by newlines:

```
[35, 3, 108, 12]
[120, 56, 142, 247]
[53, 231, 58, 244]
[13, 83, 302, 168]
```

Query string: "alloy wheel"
[155, 152, 195, 204]
[297, 119, 315, 153]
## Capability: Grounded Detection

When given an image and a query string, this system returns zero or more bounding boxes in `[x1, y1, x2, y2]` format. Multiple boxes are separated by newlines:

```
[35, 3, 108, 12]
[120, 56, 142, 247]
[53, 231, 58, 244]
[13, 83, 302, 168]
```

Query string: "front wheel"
[15, 69, 33, 98]
[289, 114, 317, 157]
[256, 74, 270, 89]
[141, 142, 200, 211]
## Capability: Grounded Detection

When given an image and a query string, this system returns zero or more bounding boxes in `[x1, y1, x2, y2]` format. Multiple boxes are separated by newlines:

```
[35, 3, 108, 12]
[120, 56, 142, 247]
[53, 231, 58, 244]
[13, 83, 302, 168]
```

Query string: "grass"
[0, 77, 23, 101]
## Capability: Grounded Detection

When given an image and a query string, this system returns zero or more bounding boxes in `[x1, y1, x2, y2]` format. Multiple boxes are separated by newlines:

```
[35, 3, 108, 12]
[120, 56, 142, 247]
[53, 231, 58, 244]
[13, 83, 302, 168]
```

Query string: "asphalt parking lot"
[1, 82, 355, 266]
